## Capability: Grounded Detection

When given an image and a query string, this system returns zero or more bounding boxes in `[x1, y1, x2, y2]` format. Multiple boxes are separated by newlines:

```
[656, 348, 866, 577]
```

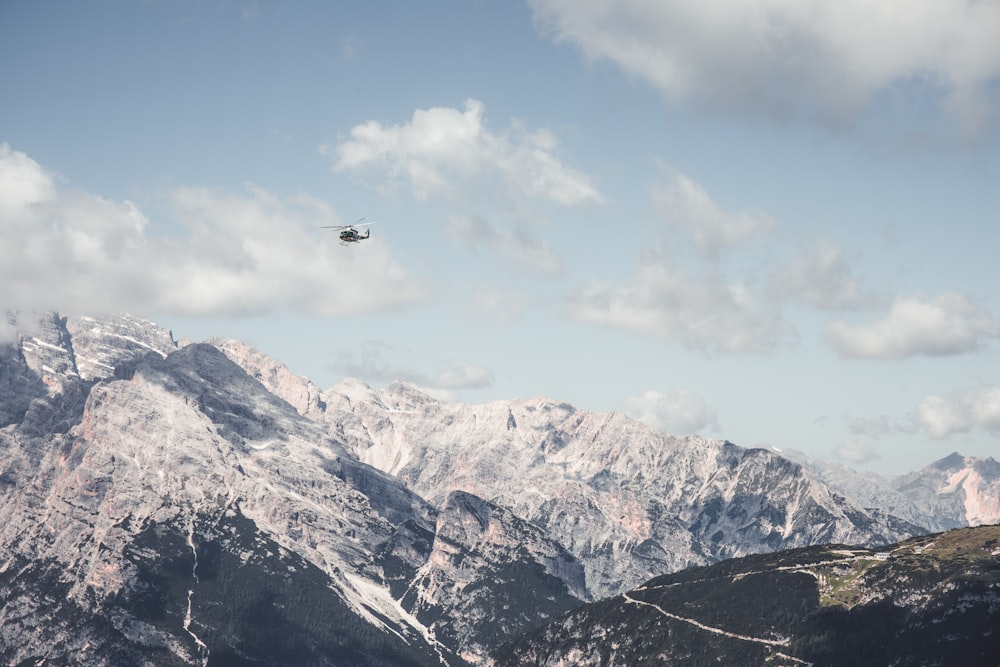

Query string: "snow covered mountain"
[1, 312, 995, 665]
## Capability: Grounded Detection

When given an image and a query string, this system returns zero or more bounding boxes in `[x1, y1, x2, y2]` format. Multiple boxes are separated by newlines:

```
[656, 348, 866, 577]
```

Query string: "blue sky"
[2, 1, 999, 474]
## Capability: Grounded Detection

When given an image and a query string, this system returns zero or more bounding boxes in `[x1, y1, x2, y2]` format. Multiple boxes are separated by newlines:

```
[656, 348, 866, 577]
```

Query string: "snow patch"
[340, 572, 450, 665]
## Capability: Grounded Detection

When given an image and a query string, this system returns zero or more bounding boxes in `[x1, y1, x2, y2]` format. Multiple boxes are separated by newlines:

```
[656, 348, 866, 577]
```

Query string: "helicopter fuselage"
[339, 228, 370, 243]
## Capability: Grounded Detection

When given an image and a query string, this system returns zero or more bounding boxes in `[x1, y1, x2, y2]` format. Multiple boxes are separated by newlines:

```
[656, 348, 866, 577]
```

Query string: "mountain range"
[1, 312, 998, 665]
[489, 524, 1000, 666]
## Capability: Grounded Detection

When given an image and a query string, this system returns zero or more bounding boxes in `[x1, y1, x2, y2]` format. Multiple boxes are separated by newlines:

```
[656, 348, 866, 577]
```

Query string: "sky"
[2, 0, 999, 475]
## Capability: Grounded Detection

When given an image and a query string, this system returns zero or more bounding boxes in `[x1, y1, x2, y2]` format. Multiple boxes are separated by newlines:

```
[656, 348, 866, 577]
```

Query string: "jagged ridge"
[2, 312, 998, 666]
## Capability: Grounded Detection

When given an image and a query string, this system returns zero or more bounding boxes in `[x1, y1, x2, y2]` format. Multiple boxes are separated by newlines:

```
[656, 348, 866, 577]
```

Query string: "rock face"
[785, 449, 1000, 532]
[403, 490, 588, 664]
[208, 336, 327, 420]
[66, 313, 179, 381]
[0, 314, 453, 666]
[894, 453, 1000, 528]
[321, 380, 921, 599]
[1, 312, 996, 665]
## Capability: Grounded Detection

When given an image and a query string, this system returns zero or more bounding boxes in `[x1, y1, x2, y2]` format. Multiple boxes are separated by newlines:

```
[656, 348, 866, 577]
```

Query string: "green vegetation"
[816, 558, 881, 608]
[492, 525, 1000, 667]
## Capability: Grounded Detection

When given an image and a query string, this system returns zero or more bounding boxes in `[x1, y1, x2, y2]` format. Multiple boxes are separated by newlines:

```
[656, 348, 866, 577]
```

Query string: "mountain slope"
[489, 525, 1000, 667]
[784, 448, 1000, 531]
[894, 452, 1000, 527]
[320, 380, 921, 599]
[4, 312, 996, 665]
[0, 314, 455, 666]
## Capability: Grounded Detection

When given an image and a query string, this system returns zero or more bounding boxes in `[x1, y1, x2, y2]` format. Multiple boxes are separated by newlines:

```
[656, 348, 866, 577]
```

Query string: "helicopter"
[321, 218, 375, 244]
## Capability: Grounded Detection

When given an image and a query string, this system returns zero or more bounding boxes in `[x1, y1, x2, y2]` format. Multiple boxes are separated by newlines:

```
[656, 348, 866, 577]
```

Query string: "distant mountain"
[783, 448, 1000, 531]
[894, 453, 1000, 527]
[489, 524, 1000, 667]
[2, 312, 997, 665]
[317, 379, 921, 599]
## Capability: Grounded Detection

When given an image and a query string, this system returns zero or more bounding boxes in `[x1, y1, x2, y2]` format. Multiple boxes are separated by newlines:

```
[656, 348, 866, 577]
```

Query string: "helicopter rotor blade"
[320, 217, 376, 230]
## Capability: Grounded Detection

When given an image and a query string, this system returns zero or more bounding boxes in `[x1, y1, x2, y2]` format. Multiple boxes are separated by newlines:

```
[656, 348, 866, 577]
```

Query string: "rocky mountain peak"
[16, 311, 79, 395]
[208, 336, 327, 419]
[66, 313, 177, 381]
[326, 382, 923, 599]
[931, 451, 968, 471]
[779, 448, 1000, 532]
[11, 311, 177, 396]
[382, 380, 440, 411]
[0, 315, 455, 665]
[3, 311, 998, 665]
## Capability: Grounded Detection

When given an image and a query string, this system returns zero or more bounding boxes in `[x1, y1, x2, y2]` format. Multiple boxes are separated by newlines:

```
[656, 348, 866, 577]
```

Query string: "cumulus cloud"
[0, 144, 56, 218]
[322, 99, 602, 273]
[571, 249, 784, 354]
[772, 239, 869, 310]
[0, 144, 426, 319]
[826, 293, 1000, 359]
[917, 386, 1000, 438]
[529, 0, 1000, 137]
[323, 98, 604, 206]
[622, 389, 719, 435]
[333, 340, 494, 396]
[652, 170, 775, 257]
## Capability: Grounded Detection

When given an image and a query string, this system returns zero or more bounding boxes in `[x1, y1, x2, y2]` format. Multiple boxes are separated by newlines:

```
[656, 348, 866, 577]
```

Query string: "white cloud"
[772, 239, 868, 310]
[323, 98, 604, 205]
[834, 439, 881, 464]
[826, 293, 1000, 359]
[651, 170, 775, 257]
[622, 389, 719, 435]
[917, 386, 1000, 438]
[448, 214, 563, 276]
[0, 145, 426, 319]
[572, 249, 784, 354]
[0, 143, 56, 219]
[529, 0, 1000, 137]
[333, 340, 494, 394]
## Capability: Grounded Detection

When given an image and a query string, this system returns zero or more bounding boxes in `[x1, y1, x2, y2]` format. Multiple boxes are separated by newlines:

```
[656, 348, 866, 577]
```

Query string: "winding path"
[623, 592, 813, 666]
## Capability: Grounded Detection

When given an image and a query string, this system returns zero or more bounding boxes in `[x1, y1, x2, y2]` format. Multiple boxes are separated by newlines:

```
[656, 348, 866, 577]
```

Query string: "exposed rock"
[0, 314, 455, 666]
[3, 311, 997, 666]
[323, 381, 923, 599]
[404, 490, 587, 664]
[786, 448, 1000, 531]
